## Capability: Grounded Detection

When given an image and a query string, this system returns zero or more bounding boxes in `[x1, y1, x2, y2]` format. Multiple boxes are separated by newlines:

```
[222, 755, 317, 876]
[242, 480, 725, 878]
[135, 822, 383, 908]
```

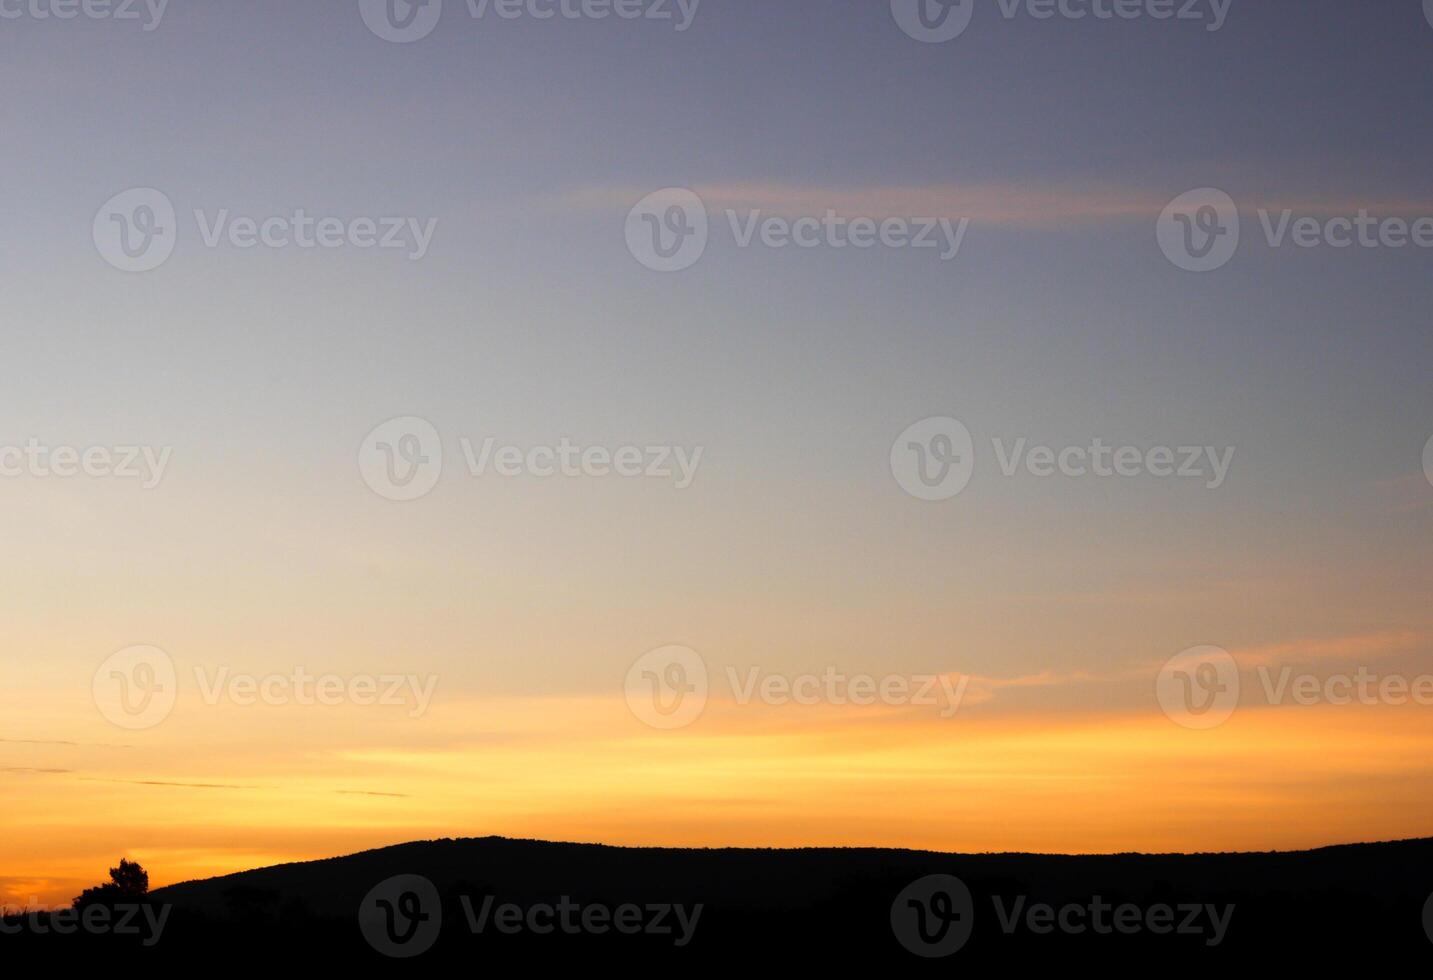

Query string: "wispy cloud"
[563, 182, 1433, 230]
[0, 738, 132, 748]
[563, 181, 1166, 228]
[77, 777, 254, 791]
[928, 629, 1427, 709]
[1231, 630, 1425, 668]
[0, 767, 72, 775]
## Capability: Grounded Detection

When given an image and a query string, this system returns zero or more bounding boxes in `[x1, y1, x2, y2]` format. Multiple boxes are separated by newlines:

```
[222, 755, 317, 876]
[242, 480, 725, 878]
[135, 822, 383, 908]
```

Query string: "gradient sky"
[3, 0, 1433, 908]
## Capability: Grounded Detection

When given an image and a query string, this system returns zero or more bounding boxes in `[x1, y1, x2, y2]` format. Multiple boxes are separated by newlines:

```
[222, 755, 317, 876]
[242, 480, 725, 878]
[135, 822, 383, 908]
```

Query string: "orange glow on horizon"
[7, 691, 1433, 910]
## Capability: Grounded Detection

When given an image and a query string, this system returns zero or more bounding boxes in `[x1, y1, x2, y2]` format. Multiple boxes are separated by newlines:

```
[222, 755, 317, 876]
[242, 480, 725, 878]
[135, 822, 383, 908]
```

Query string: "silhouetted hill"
[10, 836, 1433, 967]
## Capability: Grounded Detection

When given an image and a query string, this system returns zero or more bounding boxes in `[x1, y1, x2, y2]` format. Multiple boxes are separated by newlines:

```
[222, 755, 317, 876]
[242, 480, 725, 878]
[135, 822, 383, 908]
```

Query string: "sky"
[3, 0, 1433, 908]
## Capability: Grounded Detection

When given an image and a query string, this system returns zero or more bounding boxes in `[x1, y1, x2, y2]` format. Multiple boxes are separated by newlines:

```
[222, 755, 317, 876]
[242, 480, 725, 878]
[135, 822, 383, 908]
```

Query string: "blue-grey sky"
[3, 1, 1431, 685]
[6, 0, 1433, 903]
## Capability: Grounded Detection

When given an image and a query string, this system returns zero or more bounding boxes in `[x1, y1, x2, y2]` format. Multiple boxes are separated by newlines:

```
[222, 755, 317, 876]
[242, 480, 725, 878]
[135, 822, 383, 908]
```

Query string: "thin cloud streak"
[563, 183, 1433, 229]
[1, 768, 73, 775]
[564, 181, 1166, 227]
[0, 738, 133, 748]
[77, 777, 255, 791]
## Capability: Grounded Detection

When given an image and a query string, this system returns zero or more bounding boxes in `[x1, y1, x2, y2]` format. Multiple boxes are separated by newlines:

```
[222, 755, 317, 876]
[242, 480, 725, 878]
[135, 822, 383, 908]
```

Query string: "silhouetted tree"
[73, 858, 149, 908]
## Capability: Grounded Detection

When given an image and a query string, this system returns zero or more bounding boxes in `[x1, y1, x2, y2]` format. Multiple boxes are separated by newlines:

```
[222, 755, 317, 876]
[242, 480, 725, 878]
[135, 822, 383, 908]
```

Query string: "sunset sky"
[4, 1, 1433, 909]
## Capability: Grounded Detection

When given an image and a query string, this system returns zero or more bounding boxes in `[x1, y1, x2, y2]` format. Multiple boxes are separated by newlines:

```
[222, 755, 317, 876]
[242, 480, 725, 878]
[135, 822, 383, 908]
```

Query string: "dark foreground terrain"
[7, 835, 1432, 967]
